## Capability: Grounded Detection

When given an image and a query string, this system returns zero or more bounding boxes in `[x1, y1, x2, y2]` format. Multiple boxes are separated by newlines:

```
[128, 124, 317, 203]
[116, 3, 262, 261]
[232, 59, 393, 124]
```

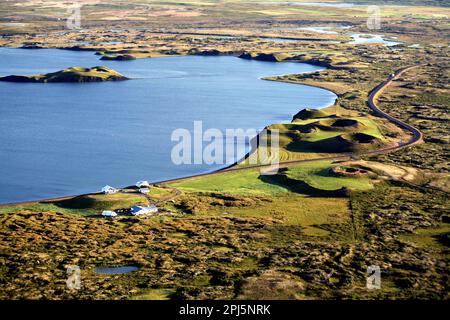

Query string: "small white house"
[139, 188, 150, 194]
[136, 180, 150, 188]
[102, 210, 117, 217]
[101, 185, 118, 195]
[130, 205, 158, 216]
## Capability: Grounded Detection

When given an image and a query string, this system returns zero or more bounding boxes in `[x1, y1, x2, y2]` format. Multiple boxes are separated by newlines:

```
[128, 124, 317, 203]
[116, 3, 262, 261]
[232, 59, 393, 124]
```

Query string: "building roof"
[101, 185, 117, 193]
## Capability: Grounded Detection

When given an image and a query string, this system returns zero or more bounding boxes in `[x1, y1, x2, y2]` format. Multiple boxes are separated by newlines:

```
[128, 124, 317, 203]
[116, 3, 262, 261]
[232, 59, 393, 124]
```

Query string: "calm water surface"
[95, 266, 139, 275]
[0, 48, 336, 203]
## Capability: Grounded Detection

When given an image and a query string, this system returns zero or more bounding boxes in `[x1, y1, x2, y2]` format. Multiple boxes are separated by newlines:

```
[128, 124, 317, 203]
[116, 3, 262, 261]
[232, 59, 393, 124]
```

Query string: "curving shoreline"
[0, 59, 423, 207]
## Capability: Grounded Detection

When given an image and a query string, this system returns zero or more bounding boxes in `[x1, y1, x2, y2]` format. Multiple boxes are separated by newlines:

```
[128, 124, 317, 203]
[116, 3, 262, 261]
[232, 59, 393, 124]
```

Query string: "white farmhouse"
[130, 205, 158, 216]
[136, 180, 151, 188]
[101, 185, 118, 195]
[102, 210, 117, 217]
[139, 188, 150, 194]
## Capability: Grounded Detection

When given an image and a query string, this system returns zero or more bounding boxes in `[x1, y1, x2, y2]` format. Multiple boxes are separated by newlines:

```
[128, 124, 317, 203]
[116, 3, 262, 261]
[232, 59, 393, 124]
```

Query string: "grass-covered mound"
[303, 132, 386, 153]
[171, 160, 373, 197]
[277, 119, 366, 135]
[0, 66, 129, 83]
[285, 161, 374, 191]
[260, 161, 374, 196]
[239, 114, 390, 164]
[329, 118, 360, 128]
[266, 115, 387, 156]
[52, 193, 147, 211]
[292, 108, 330, 121]
[239, 52, 292, 62]
[260, 170, 351, 197]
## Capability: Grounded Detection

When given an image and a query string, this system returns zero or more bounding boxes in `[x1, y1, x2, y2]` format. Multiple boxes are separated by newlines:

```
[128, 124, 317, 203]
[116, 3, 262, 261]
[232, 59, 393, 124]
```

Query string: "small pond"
[95, 266, 139, 275]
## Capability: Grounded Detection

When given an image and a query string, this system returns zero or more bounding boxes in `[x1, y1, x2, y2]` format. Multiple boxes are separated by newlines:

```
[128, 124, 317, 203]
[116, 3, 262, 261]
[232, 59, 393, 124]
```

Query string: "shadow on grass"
[50, 195, 97, 210]
[259, 170, 349, 198]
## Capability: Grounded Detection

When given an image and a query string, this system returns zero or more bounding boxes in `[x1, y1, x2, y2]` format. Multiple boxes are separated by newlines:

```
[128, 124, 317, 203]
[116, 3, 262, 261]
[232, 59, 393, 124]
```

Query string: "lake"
[95, 266, 139, 275]
[0, 48, 336, 203]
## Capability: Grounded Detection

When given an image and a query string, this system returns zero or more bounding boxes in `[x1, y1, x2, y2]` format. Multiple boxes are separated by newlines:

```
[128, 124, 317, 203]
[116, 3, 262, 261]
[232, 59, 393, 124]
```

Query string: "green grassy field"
[240, 112, 390, 163]
[0, 66, 128, 83]
[171, 160, 374, 197]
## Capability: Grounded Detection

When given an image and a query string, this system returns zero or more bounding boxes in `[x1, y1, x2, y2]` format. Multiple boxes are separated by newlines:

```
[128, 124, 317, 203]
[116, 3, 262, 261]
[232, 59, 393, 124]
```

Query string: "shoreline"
[0, 52, 337, 207]
[0, 55, 422, 208]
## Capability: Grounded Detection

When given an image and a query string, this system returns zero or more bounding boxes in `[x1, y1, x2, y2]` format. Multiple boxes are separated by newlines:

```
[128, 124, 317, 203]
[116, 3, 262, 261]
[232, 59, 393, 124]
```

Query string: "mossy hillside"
[170, 160, 374, 198]
[246, 114, 389, 163]
[283, 161, 374, 191]
[170, 168, 289, 197]
[0, 192, 148, 216]
[292, 108, 329, 121]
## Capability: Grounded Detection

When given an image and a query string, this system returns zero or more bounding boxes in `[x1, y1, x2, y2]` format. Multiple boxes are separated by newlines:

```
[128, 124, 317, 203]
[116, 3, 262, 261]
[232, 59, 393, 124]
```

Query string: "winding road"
[152, 64, 424, 184]
[0, 65, 424, 207]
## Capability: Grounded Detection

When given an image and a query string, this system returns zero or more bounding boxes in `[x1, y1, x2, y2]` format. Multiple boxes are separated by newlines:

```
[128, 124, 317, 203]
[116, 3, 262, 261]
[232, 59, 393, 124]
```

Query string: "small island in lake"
[0, 66, 129, 83]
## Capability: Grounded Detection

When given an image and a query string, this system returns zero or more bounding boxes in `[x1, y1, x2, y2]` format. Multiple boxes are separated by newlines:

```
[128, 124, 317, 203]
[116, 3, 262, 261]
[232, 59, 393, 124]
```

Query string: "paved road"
[0, 65, 423, 207]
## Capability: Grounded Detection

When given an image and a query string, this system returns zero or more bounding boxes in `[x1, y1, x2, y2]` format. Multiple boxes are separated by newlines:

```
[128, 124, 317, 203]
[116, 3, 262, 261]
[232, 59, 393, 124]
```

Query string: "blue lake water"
[0, 48, 336, 203]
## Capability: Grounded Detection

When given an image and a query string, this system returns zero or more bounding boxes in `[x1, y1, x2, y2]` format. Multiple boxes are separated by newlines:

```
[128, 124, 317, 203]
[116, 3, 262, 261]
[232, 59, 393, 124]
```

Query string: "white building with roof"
[101, 185, 118, 195]
[130, 205, 158, 216]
